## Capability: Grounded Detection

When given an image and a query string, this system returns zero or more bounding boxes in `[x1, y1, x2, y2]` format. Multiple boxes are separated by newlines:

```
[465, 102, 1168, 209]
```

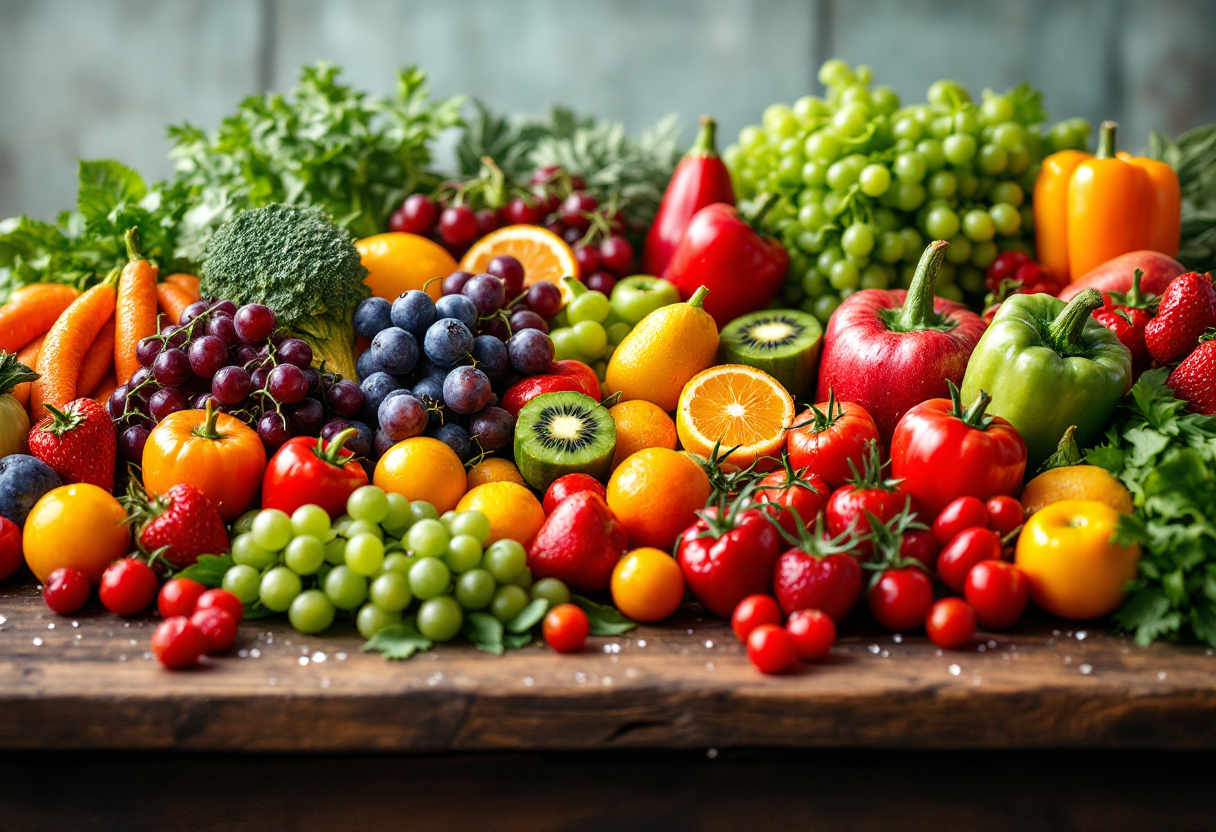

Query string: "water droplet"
[987, 639, 997, 648]
[948, 664, 961, 676]
[1079, 663, 1093, 675]
[31, 637, 43, 646]
[636, 639, 647, 648]
[1157, 671, 1167, 681]
[1052, 629, 1061, 637]
[1063, 655, 1073, 665]
[603, 644, 613, 654]
[935, 649, 943, 657]
[706, 748, 719, 759]
[977, 645, 987, 653]
[268, 677, 278, 686]
[1045, 638, 1055, 645]
[574, 672, 587, 684]
[686, 628, 694, 635]
[129, 639, 137, 646]
[47, 622, 55, 629]
[71, 620, 78, 628]
[892, 634, 903, 644]
[124, 622, 130, 628]
[298, 656, 309, 666]
[972, 676, 982, 686]
[143, 651, 152, 660]
[249, 648, 261, 659]
[0, 615, 7, 626]
[336, 652, 348, 661]
[312, 652, 327, 663]
[523, 677, 534, 687]
[704, 639, 715, 649]
[867, 644, 880, 654]
[238, 649, 249, 658]
[74, 634, 81, 641]
[879, 650, 890, 658]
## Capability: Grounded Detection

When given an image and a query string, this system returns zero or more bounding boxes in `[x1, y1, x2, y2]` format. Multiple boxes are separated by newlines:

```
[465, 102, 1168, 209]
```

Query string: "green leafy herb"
[506, 598, 549, 634]
[175, 554, 235, 588]
[463, 612, 505, 655]
[1149, 123, 1216, 275]
[572, 595, 637, 635]
[502, 631, 533, 650]
[362, 619, 434, 660]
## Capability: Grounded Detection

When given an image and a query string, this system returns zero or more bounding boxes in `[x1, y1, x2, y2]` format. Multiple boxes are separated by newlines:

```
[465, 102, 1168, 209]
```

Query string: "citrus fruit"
[456, 482, 546, 545]
[23, 484, 130, 583]
[466, 457, 527, 489]
[608, 400, 678, 470]
[675, 364, 795, 469]
[611, 547, 686, 622]
[374, 437, 466, 513]
[460, 225, 579, 300]
[357, 232, 457, 301]
[1020, 464, 1133, 515]
[607, 447, 712, 550]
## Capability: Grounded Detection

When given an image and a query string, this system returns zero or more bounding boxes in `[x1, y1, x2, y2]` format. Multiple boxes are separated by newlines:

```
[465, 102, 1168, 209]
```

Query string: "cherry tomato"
[926, 598, 976, 650]
[867, 567, 934, 631]
[731, 594, 783, 643]
[746, 623, 797, 674]
[786, 396, 881, 488]
[99, 558, 158, 617]
[932, 496, 989, 545]
[43, 568, 91, 614]
[785, 609, 836, 660]
[158, 577, 207, 619]
[190, 607, 239, 654]
[985, 250, 1033, 292]
[936, 527, 1002, 593]
[152, 616, 205, 669]
[195, 588, 245, 623]
[543, 603, 590, 653]
[0, 515, 22, 581]
[964, 560, 1029, 630]
[542, 473, 607, 515]
[754, 466, 830, 537]
[899, 529, 940, 570]
[611, 547, 685, 623]
[985, 495, 1024, 538]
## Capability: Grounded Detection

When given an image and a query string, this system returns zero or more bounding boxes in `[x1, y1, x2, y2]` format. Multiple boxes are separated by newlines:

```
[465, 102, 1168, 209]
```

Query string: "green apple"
[609, 276, 682, 324]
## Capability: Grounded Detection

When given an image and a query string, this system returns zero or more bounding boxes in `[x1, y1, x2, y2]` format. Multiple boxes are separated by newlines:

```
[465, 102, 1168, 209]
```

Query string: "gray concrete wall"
[3, 0, 1214, 220]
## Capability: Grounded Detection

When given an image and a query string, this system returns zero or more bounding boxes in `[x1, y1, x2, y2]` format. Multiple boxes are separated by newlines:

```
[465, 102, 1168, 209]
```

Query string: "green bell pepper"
[960, 288, 1131, 472]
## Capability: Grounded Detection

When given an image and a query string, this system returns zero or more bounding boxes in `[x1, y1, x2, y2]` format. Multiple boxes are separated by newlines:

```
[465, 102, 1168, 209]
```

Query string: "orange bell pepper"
[1033, 121, 1180, 283]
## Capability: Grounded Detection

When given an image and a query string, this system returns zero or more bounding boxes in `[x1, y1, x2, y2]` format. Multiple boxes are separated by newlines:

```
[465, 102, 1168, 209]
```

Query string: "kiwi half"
[719, 309, 822, 399]
[514, 391, 616, 491]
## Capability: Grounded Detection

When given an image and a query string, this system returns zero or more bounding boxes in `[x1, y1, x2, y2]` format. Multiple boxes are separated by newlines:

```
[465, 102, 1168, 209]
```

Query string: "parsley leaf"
[506, 598, 549, 634]
[572, 595, 637, 635]
[462, 612, 505, 656]
[175, 554, 234, 588]
[362, 619, 433, 660]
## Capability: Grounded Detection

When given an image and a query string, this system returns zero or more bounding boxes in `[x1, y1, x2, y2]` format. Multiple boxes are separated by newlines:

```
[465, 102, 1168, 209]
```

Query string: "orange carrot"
[164, 272, 201, 298]
[0, 283, 80, 353]
[12, 334, 45, 410]
[31, 271, 118, 419]
[77, 316, 116, 399]
[156, 282, 196, 326]
[114, 229, 160, 385]
[91, 373, 117, 405]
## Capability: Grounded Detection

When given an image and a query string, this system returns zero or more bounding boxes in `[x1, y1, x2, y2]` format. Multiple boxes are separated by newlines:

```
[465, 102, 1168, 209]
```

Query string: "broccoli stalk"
[199, 204, 369, 381]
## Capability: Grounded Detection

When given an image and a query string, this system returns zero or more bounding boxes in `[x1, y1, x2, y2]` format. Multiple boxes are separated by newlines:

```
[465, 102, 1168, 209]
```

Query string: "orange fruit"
[357, 232, 457, 301]
[466, 457, 527, 489]
[460, 225, 579, 300]
[23, 484, 131, 583]
[373, 437, 466, 513]
[675, 364, 794, 469]
[608, 400, 677, 469]
[456, 482, 546, 545]
[607, 448, 711, 550]
[1021, 465, 1134, 515]
[611, 547, 686, 623]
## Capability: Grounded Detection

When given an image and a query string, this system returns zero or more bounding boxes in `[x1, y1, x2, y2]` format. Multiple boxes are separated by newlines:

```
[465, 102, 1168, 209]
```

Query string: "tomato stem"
[192, 400, 224, 441]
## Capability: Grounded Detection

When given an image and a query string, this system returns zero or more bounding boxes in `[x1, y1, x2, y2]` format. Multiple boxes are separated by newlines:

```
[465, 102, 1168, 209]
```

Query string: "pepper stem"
[896, 240, 949, 331]
[1127, 269, 1143, 306]
[690, 116, 719, 158]
[1095, 121, 1117, 159]
[317, 428, 357, 465]
[1047, 288, 1104, 352]
[687, 285, 710, 309]
[125, 227, 144, 262]
[743, 193, 779, 229]
[192, 400, 224, 441]
[961, 388, 993, 429]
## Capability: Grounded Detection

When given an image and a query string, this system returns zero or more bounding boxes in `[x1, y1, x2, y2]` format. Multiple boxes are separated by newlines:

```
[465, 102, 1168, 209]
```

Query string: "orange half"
[676, 365, 795, 469]
[460, 225, 579, 300]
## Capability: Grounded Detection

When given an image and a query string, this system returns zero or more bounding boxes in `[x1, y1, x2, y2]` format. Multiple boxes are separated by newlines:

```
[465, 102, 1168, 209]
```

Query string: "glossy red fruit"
[985, 495, 1024, 537]
[543, 603, 590, 653]
[1058, 250, 1183, 307]
[195, 588, 245, 623]
[99, 558, 158, 617]
[754, 462, 830, 538]
[158, 577, 207, 619]
[785, 609, 836, 661]
[190, 607, 239, 654]
[501, 360, 601, 417]
[867, 567, 934, 631]
[825, 441, 914, 559]
[964, 560, 1029, 630]
[1167, 339, 1216, 416]
[0, 516, 22, 582]
[397, 194, 439, 234]
[932, 496, 989, 545]
[746, 624, 797, 674]
[899, 529, 940, 570]
[28, 398, 117, 491]
[542, 473, 607, 515]
[786, 393, 883, 489]
[926, 598, 977, 650]
[677, 505, 784, 618]
[1145, 272, 1216, 364]
[936, 526, 1002, 594]
[439, 206, 479, 247]
[43, 568, 91, 614]
[772, 548, 862, 623]
[130, 483, 230, 569]
[527, 492, 628, 593]
[731, 594, 782, 643]
[152, 616, 205, 669]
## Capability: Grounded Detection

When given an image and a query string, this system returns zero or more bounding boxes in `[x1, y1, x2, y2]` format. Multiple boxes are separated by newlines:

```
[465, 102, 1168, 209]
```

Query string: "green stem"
[960, 389, 993, 429]
[125, 227, 144, 262]
[1047, 288, 1104, 352]
[1127, 269, 1143, 307]
[743, 193, 779, 229]
[317, 427, 357, 465]
[563, 276, 587, 298]
[896, 240, 949, 331]
[39, 404, 83, 436]
[1095, 121, 1117, 159]
[192, 401, 224, 441]
[687, 286, 710, 309]
[690, 116, 719, 158]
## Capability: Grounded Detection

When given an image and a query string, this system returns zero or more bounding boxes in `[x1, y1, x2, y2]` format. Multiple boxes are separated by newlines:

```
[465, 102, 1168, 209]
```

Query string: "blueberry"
[355, 348, 384, 383]
[369, 327, 419, 376]
[423, 318, 474, 368]
[410, 375, 445, 409]
[353, 297, 393, 340]
[0, 455, 63, 528]
[433, 423, 473, 462]
[435, 294, 478, 330]
[443, 366, 493, 415]
[360, 371, 403, 420]
[471, 335, 509, 380]
[391, 290, 438, 338]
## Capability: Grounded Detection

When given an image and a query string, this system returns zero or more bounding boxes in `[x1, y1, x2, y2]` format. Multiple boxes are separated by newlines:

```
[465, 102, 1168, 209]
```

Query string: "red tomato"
[543, 603, 590, 653]
[190, 607, 239, 654]
[731, 594, 783, 643]
[542, 473, 607, 515]
[158, 577, 207, 619]
[826, 484, 912, 560]
[754, 464, 830, 537]
[926, 598, 977, 649]
[43, 568, 91, 614]
[0, 516, 22, 581]
[785, 609, 836, 660]
[899, 529, 940, 570]
[964, 560, 1029, 630]
[99, 558, 158, 617]
[932, 496, 989, 545]
[195, 588, 245, 623]
[867, 567, 934, 631]
[786, 394, 880, 488]
[152, 616, 205, 669]
[746, 623, 797, 674]
[985, 495, 1024, 537]
[936, 527, 1002, 593]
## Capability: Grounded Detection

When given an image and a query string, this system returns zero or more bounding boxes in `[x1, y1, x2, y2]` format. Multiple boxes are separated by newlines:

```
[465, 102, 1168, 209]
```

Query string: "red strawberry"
[771, 514, 864, 622]
[125, 483, 229, 569]
[1145, 272, 1216, 364]
[1167, 339, 1216, 415]
[1094, 269, 1157, 377]
[527, 491, 627, 593]
[28, 398, 116, 491]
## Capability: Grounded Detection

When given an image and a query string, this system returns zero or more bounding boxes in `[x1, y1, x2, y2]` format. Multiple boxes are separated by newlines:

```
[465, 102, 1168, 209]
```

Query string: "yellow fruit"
[23, 484, 130, 583]
[460, 225, 579, 301]
[604, 286, 719, 411]
[356, 232, 456, 302]
[1021, 464, 1133, 515]
[675, 364, 795, 469]
[373, 437, 466, 513]
[466, 457, 527, 489]
[608, 400, 677, 469]
[611, 547, 685, 623]
[456, 482, 546, 545]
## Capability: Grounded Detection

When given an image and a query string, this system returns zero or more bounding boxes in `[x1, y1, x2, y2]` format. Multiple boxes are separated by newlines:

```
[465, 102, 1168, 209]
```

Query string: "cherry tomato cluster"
[732, 594, 836, 674]
[152, 581, 244, 668]
[43, 556, 160, 617]
[981, 251, 1067, 324]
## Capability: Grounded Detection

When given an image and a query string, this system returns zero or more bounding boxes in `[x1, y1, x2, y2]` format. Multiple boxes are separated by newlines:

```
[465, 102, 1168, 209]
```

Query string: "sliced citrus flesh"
[676, 365, 795, 468]
[460, 225, 579, 300]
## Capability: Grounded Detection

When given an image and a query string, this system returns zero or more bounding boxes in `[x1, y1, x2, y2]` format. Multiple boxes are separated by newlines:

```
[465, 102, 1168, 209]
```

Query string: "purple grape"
[206, 315, 240, 348]
[251, 366, 270, 391]
[183, 374, 212, 396]
[287, 397, 325, 435]
[433, 423, 473, 462]
[584, 271, 617, 295]
[360, 372, 403, 418]
[353, 296, 393, 340]
[211, 366, 251, 405]
[479, 318, 510, 342]
[390, 290, 438, 338]
[192, 393, 224, 411]
[508, 329, 555, 375]
[562, 226, 583, 245]
[258, 412, 292, 448]
[149, 387, 189, 422]
[442, 366, 492, 415]
[373, 429, 396, 458]
[326, 379, 365, 418]
[161, 325, 188, 348]
[355, 348, 384, 382]
[234, 304, 275, 343]
[268, 364, 309, 404]
[119, 425, 150, 462]
[211, 299, 238, 318]
[469, 406, 514, 452]
[509, 310, 549, 335]
[179, 300, 210, 326]
[470, 335, 509, 380]
[435, 294, 478, 330]
[129, 366, 153, 389]
[423, 318, 474, 368]
[234, 344, 261, 367]
[525, 281, 563, 319]
[152, 348, 191, 386]
[278, 338, 314, 369]
[486, 256, 525, 296]
[441, 271, 473, 296]
[377, 393, 428, 441]
[106, 385, 129, 421]
[304, 368, 321, 397]
[343, 420, 375, 457]
[187, 336, 227, 378]
[136, 336, 162, 368]
[369, 327, 418, 376]
[410, 376, 445, 409]
[320, 418, 353, 445]
[461, 274, 507, 315]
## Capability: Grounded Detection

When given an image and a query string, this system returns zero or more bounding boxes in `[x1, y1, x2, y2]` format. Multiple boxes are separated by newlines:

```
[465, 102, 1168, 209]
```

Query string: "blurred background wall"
[2, 0, 1215, 220]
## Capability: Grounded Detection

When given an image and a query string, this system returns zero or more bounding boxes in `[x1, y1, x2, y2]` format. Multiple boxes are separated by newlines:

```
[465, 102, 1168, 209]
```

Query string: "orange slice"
[460, 225, 579, 300]
[675, 365, 795, 469]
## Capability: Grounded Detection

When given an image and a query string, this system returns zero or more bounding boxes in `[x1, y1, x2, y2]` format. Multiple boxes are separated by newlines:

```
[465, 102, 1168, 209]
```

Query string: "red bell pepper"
[663, 198, 788, 329]
[262, 428, 369, 518]
[642, 115, 736, 277]
[889, 382, 1027, 520]
[815, 240, 986, 442]
[501, 359, 600, 417]
[1092, 269, 1157, 377]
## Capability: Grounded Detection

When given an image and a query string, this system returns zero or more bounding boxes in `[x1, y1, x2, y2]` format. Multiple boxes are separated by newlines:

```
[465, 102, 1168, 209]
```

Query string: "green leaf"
[174, 554, 234, 588]
[76, 160, 148, 225]
[503, 631, 533, 650]
[463, 612, 504, 655]
[1008, 82, 1048, 126]
[362, 619, 433, 660]
[572, 595, 637, 635]
[506, 598, 549, 634]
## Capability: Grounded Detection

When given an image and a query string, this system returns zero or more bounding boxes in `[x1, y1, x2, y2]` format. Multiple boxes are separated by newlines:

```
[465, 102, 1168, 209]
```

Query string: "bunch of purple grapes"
[106, 299, 366, 465]
[352, 255, 557, 464]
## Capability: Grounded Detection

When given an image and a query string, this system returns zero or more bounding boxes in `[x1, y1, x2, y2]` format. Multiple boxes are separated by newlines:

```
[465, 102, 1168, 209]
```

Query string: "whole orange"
[611, 547, 685, 622]
[374, 437, 466, 513]
[607, 448, 711, 550]
[456, 482, 546, 545]
[466, 457, 528, 489]
[356, 232, 456, 302]
[608, 400, 677, 470]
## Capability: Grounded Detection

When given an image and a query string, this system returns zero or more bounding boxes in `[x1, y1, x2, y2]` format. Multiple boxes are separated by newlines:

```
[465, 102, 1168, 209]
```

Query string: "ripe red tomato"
[542, 473, 607, 515]
[99, 558, 158, 617]
[158, 577, 207, 619]
[0, 516, 22, 581]
[785, 609, 836, 660]
[985, 495, 1024, 537]
[867, 567, 934, 631]
[43, 568, 91, 615]
[964, 560, 1029, 630]
[190, 607, 239, 654]
[899, 529, 940, 570]
[731, 594, 783, 643]
[746, 623, 797, 674]
[936, 527, 1002, 593]
[152, 616, 205, 669]
[195, 588, 245, 623]
[932, 496, 989, 545]
[544, 603, 590, 653]
[786, 396, 880, 488]
[926, 598, 977, 649]
[826, 481, 912, 559]
[754, 466, 830, 537]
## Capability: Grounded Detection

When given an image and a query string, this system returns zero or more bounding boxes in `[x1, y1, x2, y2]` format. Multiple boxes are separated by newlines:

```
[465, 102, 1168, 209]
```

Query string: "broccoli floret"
[200, 204, 369, 381]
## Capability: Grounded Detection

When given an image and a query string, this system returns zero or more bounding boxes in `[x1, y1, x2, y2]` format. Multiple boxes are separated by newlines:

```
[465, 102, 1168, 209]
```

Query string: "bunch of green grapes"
[548, 281, 631, 381]
[221, 486, 570, 643]
[724, 60, 1091, 318]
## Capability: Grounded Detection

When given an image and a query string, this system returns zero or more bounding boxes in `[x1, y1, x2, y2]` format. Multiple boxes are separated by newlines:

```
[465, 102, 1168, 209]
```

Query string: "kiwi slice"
[514, 391, 616, 491]
[719, 309, 823, 399]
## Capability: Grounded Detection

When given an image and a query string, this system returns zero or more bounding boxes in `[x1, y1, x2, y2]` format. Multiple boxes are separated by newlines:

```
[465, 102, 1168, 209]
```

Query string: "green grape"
[916, 139, 946, 172]
[549, 309, 569, 329]
[781, 283, 804, 304]
[332, 515, 352, 536]
[991, 123, 1024, 151]
[924, 206, 960, 240]
[485, 539, 527, 582]
[873, 208, 899, 231]
[943, 134, 977, 166]
[875, 232, 905, 264]
[793, 94, 829, 122]
[569, 290, 611, 325]
[927, 170, 957, 199]
[858, 165, 891, 197]
[357, 603, 401, 640]
[977, 144, 1008, 175]
[900, 263, 917, 288]
[1006, 146, 1030, 176]
[231, 533, 278, 570]
[818, 59, 854, 88]
[445, 534, 483, 573]
[929, 116, 954, 139]
[289, 590, 335, 634]
[832, 104, 868, 137]
[439, 510, 458, 529]
[797, 202, 829, 229]
[816, 246, 842, 275]
[963, 209, 997, 242]
[259, 566, 303, 613]
[799, 297, 819, 314]
[859, 264, 891, 289]
[893, 153, 927, 184]
[417, 596, 463, 642]
[251, 509, 293, 552]
[938, 283, 965, 302]
[776, 156, 802, 185]
[491, 584, 530, 623]
[409, 556, 451, 600]
[505, 566, 533, 590]
[739, 126, 766, 153]
[289, 504, 330, 539]
[981, 95, 1014, 125]
[530, 578, 571, 607]
[829, 259, 861, 291]
[944, 235, 972, 265]
[381, 493, 413, 534]
[409, 501, 439, 525]
[801, 270, 828, 297]
[895, 182, 926, 212]
[800, 160, 829, 187]
[448, 510, 491, 544]
[223, 564, 260, 605]
[407, 518, 449, 558]
[928, 79, 971, 106]
[891, 117, 922, 143]
[455, 568, 497, 611]
[959, 266, 987, 295]
[826, 159, 859, 191]
[956, 171, 979, 199]
[844, 250, 869, 269]
[324, 536, 347, 565]
[231, 509, 259, 536]
[381, 552, 413, 575]
[550, 327, 580, 361]
[284, 535, 326, 575]
[871, 86, 899, 116]
[841, 224, 876, 258]
[898, 228, 924, 261]
[345, 533, 386, 576]
[813, 295, 840, 323]
[953, 109, 982, 136]
[1019, 205, 1035, 233]
[763, 103, 797, 137]
[324, 565, 368, 610]
[804, 130, 841, 163]
[839, 85, 870, 107]
[989, 181, 1024, 207]
[936, 262, 957, 285]
[989, 202, 1021, 235]
[345, 519, 383, 542]
[346, 485, 388, 524]
[606, 321, 633, 347]
[573, 320, 608, 358]
[971, 240, 999, 269]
